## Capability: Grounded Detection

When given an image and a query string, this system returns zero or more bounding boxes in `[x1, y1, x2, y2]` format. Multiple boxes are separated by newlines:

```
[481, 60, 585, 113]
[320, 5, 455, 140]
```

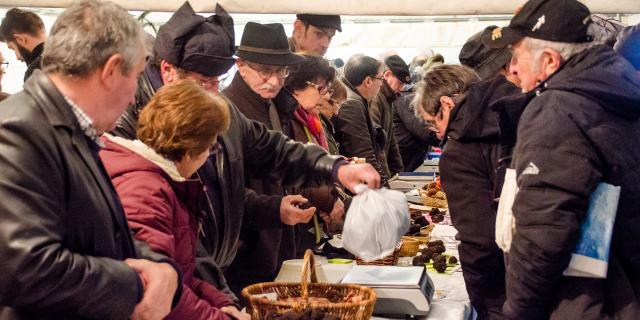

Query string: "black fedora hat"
[237, 22, 304, 66]
[155, 2, 235, 77]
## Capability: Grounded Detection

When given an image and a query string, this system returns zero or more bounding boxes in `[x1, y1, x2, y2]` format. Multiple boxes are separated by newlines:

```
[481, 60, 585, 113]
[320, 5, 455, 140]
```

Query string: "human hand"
[126, 259, 179, 320]
[280, 194, 316, 225]
[329, 198, 345, 222]
[337, 163, 381, 192]
[221, 306, 251, 320]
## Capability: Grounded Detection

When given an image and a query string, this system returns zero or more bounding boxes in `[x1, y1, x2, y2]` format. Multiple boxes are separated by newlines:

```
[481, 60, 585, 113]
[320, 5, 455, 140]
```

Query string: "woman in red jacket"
[100, 80, 249, 320]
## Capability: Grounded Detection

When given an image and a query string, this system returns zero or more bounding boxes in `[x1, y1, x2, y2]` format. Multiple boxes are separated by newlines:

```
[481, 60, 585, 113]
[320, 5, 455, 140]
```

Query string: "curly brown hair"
[137, 79, 230, 161]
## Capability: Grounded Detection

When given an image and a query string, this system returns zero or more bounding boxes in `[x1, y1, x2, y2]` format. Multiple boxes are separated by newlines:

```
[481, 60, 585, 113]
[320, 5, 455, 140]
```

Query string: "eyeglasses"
[0, 61, 8, 72]
[369, 75, 384, 82]
[306, 81, 334, 96]
[179, 69, 226, 90]
[245, 61, 289, 80]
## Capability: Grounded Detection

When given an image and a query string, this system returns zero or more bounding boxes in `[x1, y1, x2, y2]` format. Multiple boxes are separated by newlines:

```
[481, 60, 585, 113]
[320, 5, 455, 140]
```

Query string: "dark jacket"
[23, 42, 44, 81]
[439, 75, 521, 320]
[101, 136, 235, 320]
[221, 73, 298, 296]
[0, 71, 179, 319]
[505, 45, 640, 320]
[290, 102, 340, 256]
[320, 114, 340, 156]
[393, 93, 440, 172]
[370, 81, 404, 176]
[333, 79, 389, 186]
[110, 59, 159, 140]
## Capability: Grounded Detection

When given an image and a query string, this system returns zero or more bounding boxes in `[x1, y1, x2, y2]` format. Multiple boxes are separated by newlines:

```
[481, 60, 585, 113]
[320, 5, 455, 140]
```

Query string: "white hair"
[525, 37, 593, 73]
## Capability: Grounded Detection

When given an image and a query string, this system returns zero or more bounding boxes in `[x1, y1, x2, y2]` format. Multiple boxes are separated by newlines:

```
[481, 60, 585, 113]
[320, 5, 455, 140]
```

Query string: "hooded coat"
[100, 135, 235, 320]
[438, 74, 521, 320]
[505, 45, 640, 320]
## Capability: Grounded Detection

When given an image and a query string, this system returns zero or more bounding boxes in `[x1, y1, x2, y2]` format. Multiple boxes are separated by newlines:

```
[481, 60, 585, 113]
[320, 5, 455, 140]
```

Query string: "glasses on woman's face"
[1, 61, 8, 73]
[245, 61, 289, 80]
[306, 81, 334, 96]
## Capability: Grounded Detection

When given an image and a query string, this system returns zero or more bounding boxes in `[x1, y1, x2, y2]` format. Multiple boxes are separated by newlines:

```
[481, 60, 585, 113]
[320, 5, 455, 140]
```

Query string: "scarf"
[294, 106, 328, 150]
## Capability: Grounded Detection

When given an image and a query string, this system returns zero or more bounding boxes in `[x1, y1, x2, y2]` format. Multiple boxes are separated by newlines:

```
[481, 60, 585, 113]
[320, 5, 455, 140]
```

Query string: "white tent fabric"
[0, 0, 639, 14]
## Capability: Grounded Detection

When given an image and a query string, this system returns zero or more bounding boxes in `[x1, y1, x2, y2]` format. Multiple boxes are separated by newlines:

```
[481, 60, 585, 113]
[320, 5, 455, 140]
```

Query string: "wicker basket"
[420, 225, 435, 237]
[242, 250, 376, 319]
[355, 242, 401, 265]
[399, 237, 420, 257]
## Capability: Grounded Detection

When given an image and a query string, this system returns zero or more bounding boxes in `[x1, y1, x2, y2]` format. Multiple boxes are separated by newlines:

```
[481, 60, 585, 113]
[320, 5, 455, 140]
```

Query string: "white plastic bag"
[342, 185, 410, 261]
[495, 168, 518, 252]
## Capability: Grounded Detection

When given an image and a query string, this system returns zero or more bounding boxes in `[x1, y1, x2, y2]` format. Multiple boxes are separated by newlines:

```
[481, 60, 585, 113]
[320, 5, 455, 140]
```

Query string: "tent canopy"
[0, 0, 638, 14]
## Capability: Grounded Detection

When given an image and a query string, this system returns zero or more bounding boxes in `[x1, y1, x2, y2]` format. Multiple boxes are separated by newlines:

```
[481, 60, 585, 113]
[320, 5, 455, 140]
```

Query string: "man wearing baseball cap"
[483, 0, 640, 318]
[289, 14, 341, 56]
[370, 54, 408, 177]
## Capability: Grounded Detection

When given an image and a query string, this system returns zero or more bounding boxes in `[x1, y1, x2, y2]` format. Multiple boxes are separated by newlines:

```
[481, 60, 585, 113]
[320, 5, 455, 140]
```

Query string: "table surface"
[312, 223, 472, 320]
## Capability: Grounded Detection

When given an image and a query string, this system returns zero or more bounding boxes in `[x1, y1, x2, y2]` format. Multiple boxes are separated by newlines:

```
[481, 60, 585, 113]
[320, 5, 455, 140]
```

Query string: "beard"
[16, 43, 34, 64]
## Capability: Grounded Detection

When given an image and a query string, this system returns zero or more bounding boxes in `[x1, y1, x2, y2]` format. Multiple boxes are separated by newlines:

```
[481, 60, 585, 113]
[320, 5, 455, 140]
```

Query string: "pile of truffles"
[406, 209, 430, 236]
[267, 308, 340, 320]
[412, 240, 458, 273]
[429, 208, 446, 224]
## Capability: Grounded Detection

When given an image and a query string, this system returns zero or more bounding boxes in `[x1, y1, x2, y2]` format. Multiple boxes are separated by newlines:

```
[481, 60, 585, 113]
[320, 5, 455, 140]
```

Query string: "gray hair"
[42, 0, 144, 77]
[413, 64, 479, 117]
[525, 37, 592, 66]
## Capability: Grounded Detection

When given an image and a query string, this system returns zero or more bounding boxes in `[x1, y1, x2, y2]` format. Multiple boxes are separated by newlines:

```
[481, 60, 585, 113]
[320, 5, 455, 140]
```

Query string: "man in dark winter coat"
[418, 25, 522, 319]
[483, 0, 640, 318]
[0, 1, 182, 318]
[370, 54, 407, 176]
[0, 8, 46, 81]
[333, 54, 390, 185]
[222, 22, 334, 299]
[392, 93, 440, 172]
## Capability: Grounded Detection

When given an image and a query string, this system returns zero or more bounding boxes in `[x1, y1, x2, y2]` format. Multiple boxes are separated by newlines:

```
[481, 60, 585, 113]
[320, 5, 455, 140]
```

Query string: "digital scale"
[341, 266, 434, 318]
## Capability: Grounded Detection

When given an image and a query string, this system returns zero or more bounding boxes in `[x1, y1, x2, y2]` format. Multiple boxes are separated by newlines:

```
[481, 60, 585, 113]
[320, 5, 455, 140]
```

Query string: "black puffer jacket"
[505, 45, 640, 320]
[439, 75, 521, 320]
[393, 93, 440, 172]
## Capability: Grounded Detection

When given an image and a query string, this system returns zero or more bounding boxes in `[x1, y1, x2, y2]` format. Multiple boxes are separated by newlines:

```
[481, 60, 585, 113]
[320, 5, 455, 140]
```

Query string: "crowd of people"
[0, 0, 638, 319]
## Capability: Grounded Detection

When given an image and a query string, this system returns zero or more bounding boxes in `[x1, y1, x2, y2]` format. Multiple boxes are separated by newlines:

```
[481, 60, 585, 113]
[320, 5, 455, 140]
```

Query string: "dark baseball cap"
[482, 0, 593, 48]
[460, 26, 512, 79]
[384, 55, 411, 84]
[296, 14, 342, 32]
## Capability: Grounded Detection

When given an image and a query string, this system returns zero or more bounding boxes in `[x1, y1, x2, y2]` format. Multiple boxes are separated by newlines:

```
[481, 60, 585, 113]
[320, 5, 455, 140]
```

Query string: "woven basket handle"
[300, 249, 318, 300]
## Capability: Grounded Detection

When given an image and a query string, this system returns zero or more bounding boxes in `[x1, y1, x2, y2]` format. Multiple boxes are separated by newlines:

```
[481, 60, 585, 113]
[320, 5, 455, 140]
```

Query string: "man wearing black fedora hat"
[481, 0, 640, 318]
[370, 55, 407, 178]
[289, 14, 341, 57]
[222, 21, 333, 300]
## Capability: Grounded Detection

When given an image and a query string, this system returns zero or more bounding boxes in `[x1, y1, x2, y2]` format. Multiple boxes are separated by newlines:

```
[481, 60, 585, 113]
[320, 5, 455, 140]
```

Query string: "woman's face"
[294, 78, 331, 115]
[175, 138, 218, 178]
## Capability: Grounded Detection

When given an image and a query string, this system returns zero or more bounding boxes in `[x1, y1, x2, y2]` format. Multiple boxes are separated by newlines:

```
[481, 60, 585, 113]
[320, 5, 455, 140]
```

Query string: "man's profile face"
[510, 39, 542, 93]
[383, 70, 405, 93]
[296, 23, 336, 56]
[7, 41, 26, 62]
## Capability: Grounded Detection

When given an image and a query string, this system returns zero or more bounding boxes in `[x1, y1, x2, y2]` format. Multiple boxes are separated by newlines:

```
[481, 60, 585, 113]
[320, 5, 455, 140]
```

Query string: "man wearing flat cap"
[289, 14, 341, 56]
[369, 54, 407, 177]
[222, 21, 345, 300]
[482, 0, 640, 318]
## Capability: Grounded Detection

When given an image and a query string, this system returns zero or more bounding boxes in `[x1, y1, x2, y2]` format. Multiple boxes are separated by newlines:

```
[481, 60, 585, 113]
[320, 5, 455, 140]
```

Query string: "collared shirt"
[64, 96, 104, 147]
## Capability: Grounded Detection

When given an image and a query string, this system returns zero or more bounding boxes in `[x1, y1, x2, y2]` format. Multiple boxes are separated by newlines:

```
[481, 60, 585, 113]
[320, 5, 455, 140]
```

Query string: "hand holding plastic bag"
[342, 185, 410, 261]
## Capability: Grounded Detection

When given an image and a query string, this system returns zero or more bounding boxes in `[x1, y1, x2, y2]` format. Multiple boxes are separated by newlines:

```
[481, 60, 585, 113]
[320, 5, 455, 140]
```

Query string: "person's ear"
[439, 96, 455, 111]
[160, 60, 178, 84]
[12, 34, 27, 46]
[99, 54, 124, 90]
[293, 20, 305, 37]
[540, 48, 562, 79]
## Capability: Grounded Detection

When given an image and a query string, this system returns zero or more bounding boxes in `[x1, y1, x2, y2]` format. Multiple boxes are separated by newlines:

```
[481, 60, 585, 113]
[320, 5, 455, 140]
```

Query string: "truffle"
[414, 216, 429, 227]
[412, 255, 427, 266]
[431, 213, 445, 223]
[433, 258, 448, 273]
[449, 256, 458, 264]
[430, 245, 446, 254]
[427, 240, 444, 248]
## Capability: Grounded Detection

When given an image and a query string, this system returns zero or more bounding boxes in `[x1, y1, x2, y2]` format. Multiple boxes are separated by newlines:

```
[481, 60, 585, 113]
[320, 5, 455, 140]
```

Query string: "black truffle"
[414, 216, 429, 227]
[408, 224, 421, 235]
[427, 240, 444, 248]
[431, 213, 445, 223]
[433, 258, 448, 273]
[429, 208, 441, 216]
[412, 255, 427, 266]
[449, 256, 458, 264]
